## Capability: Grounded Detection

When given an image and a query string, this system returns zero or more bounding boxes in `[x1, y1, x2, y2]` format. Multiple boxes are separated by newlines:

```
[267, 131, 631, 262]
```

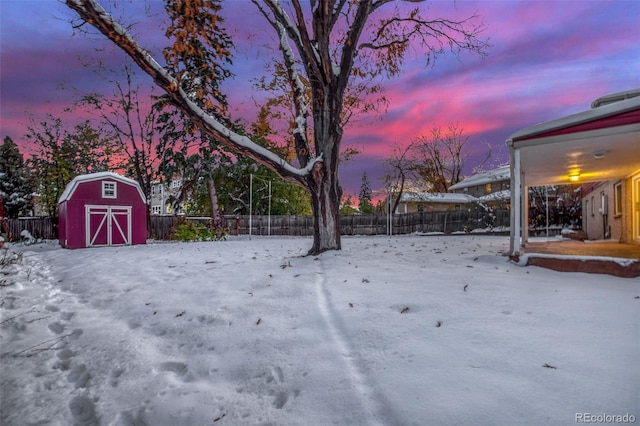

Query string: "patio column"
[522, 178, 528, 245]
[509, 147, 522, 255]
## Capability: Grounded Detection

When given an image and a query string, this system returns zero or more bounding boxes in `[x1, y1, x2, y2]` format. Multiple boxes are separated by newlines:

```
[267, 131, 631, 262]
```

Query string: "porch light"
[569, 170, 581, 182]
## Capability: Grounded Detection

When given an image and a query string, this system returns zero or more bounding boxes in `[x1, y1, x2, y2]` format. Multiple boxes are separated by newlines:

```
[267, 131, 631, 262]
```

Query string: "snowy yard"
[1, 235, 638, 426]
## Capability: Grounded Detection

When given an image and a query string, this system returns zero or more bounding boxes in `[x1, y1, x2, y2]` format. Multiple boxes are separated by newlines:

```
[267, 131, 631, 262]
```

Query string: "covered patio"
[506, 89, 640, 277]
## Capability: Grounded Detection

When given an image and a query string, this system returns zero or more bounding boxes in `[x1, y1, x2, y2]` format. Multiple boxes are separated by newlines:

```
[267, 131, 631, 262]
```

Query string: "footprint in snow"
[69, 329, 84, 340]
[57, 348, 74, 360]
[67, 364, 91, 389]
[48, 322, 65, 334]
[52, 348, 75, 371]
[272, 366, 284, 383]
[68, 395, 99, 426]
[159, 361, 188, 375]
[273, 391, 289, 409]
[109, 368, 125, 388]
[158, 361, 196, 382]
[115, 409, 146, 426]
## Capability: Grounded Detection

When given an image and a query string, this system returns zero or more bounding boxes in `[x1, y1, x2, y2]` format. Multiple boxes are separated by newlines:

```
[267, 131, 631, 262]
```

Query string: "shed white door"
[86, 205, 132, 247]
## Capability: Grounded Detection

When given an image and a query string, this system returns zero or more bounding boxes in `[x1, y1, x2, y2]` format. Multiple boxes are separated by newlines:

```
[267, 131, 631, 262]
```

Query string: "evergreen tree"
[340, 194, 358, 215]
[359, 172, 373, 214]
[0, 136, 33, 218]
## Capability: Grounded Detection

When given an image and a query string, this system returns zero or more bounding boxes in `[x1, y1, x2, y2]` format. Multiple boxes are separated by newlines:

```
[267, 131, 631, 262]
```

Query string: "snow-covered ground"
[1, 235, 638, 425]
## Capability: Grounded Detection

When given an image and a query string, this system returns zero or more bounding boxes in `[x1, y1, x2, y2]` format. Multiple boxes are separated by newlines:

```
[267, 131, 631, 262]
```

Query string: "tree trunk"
[307, 162, 341, 255]
[206, 177, 221, 227]
[305, 102, 343, 255]
[391, 173, 406, 215]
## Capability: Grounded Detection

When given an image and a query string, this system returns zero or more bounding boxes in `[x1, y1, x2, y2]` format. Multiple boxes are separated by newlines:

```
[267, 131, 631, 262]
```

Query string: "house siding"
[582, 175, 639, 244]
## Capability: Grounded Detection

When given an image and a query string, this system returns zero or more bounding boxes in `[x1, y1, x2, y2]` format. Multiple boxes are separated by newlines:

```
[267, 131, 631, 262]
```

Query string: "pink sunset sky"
[1, 0, 639, 198]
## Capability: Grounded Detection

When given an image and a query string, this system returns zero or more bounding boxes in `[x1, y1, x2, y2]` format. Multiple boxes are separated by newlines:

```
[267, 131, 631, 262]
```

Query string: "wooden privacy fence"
[153, 208, 511, 238]
[3, 217, 57, 241]
[3, 209, 510, 242]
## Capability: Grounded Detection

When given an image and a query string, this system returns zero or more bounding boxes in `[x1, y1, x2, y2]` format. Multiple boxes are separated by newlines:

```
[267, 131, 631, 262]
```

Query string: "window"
[613, 182, 623, 216]
[171, 179, 181, 189]
[152, 205, 161, 215]
[151, 185, 156, 196]
[102, 181, 117, 198]
[591, 196, 595, 216]
[485, 183, 492, 194]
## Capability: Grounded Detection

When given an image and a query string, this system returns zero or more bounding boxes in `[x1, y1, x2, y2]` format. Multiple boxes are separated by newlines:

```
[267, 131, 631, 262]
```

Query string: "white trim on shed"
[59, 171, 145, 204]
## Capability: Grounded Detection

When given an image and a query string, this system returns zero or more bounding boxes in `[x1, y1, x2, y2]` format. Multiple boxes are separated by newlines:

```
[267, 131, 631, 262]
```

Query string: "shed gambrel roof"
[59, 172, 146, 204]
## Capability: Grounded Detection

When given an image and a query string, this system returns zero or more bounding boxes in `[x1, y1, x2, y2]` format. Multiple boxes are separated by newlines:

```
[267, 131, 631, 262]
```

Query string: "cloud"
[2, 0, 639, 197]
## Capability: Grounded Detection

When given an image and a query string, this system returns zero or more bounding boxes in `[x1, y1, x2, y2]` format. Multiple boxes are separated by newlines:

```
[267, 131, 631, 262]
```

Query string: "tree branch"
[65, 0, 321, 186]
[253, 1, 313, 168]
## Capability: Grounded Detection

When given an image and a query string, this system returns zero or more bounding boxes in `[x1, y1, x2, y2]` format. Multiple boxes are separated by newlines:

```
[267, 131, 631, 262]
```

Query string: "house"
[394, 192, 477, 213]
[507, 89, 640, 255]
[449, 166, 511, 198]
[150, 178, 183, 215]
[58, 172, 147, 249]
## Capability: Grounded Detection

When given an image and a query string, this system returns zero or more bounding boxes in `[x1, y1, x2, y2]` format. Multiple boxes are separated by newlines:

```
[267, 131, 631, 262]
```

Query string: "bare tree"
[380, 142, 415, 214]
[78, 65, 160, 204]
[65, 0, 489, 254]
[412, 122, 489, 193]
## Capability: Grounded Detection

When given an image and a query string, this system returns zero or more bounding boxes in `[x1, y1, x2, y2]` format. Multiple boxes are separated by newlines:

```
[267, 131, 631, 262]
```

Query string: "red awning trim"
[512, 108, 640, 143]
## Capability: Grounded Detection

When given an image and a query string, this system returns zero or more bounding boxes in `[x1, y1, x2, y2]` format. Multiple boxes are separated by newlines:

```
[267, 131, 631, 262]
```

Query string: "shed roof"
[59, 172, 146, 204]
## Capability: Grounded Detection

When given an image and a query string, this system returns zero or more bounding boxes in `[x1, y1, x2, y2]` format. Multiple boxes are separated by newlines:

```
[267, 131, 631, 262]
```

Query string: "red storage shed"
[58, 172, 147, 249]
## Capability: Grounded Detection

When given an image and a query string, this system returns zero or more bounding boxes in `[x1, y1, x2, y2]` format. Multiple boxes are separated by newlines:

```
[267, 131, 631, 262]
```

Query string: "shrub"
[171, 220, 228, 242]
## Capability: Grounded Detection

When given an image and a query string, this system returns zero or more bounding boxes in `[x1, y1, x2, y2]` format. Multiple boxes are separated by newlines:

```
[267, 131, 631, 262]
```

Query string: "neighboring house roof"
[477, 190, 511, 203]
[448, 166, 510, 191]
[399, 192, 478, 204]
[59, 172, 145, 204]
[590, 88, 640, 108]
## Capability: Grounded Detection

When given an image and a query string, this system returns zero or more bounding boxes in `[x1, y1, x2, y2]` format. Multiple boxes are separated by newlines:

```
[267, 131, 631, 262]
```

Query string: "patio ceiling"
[507, 92, 640, 187]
